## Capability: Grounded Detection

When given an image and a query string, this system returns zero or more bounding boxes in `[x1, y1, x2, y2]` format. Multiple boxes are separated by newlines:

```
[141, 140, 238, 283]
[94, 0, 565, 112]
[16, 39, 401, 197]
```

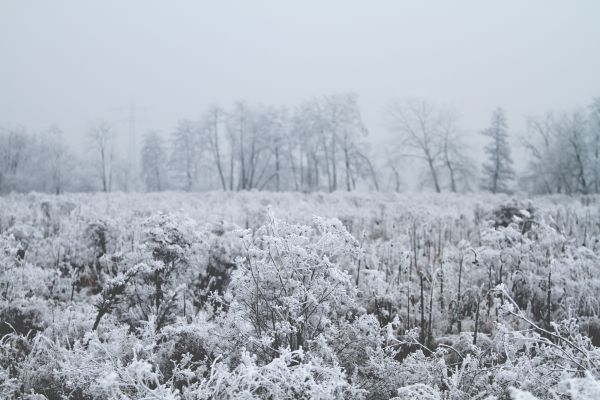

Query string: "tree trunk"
[457, 254, 463, 333]
[427, 157, 441, 193]
[212, 113, 227, 190]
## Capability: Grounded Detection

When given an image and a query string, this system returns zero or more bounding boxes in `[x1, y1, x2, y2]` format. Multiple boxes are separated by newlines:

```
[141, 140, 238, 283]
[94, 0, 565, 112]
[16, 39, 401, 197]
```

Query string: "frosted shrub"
[186, 347, 359, 400]
[557, 374, 600, 399]
[509, 374, 600, 400]
[221, 213, 359, 361]
[119, 213, 199, 332]
[392, 383, 441, 400]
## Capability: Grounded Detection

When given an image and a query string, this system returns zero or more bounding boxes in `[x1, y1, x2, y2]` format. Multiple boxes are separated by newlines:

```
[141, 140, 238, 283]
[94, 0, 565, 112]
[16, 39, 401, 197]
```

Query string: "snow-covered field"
[2, 191, 600, 399]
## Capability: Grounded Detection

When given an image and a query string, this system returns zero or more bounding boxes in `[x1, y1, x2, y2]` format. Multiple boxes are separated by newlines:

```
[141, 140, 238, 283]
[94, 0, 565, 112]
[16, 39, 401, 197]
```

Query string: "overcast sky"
[1, 1, 599, 166]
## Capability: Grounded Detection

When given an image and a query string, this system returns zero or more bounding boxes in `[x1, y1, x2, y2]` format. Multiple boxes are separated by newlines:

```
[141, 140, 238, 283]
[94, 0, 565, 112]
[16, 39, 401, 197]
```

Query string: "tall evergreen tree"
[481, 108, 514, 193]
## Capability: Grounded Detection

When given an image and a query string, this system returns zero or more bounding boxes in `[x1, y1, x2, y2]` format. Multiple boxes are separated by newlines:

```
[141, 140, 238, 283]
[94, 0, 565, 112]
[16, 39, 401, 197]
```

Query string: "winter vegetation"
[1, 191, 600, 399]
[2, 1, 599, 398]
[2, 96, 600, 196]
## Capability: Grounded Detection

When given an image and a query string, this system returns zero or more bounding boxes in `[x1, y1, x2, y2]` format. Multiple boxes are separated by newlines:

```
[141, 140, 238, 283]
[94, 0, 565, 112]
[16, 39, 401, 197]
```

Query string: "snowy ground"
[1, 191, 600, 399]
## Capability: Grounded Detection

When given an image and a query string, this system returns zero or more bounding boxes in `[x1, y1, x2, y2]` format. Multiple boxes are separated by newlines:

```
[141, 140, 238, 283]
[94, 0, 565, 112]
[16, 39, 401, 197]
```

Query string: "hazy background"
[1, 0, 600, 171]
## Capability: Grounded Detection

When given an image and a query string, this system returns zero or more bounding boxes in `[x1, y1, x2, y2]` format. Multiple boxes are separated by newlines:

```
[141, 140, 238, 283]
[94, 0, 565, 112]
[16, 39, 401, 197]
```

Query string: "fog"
[1, 1, 599, 191]
[6, 6, 600, 397]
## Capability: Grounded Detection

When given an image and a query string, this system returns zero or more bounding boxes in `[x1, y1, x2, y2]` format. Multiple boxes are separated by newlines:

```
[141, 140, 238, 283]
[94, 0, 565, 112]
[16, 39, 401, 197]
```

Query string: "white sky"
[1, 1, 599, 170]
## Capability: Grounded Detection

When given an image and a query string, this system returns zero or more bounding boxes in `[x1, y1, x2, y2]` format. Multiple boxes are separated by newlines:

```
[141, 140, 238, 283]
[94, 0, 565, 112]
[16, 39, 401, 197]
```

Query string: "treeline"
[141, 93, 376, 193]
[1, 93, 599, 194]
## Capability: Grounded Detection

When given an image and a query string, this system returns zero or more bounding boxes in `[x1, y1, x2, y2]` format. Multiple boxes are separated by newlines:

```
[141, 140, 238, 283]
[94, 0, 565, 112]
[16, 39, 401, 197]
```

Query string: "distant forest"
[1, 94, 599, 195]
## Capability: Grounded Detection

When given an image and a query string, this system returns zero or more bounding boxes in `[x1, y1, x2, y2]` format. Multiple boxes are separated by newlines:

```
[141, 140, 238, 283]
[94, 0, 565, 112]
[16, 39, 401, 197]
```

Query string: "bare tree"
[0, 126, 30, 193]
[355, 148, 380, 191]
[203, 105, 228, 190]
[42, 125, 70, 194]
[227, 102, 249, 190]
[247, 107, 277, 190]
[88, 120, 115, 193]
[523, 113, 562, 193]
[290, 93, 374, 192]
[224, 103, 290, 191]
[386, 156, 402, 192]
[252, 107, 289, 191]
[269, 108, 288, 191]
[387, 99, 443, 192]
[330, 93, 370, 191]
[560, 111, 589, 194]
[292, 100, 323, 191]
[170, 119, 201, 191]
[480, 108, 514, 193]
[141, 131, 168, 191]
[523, 110, 591, 194]
[439, 111, 475, 192]
[589, 98, 600, 192]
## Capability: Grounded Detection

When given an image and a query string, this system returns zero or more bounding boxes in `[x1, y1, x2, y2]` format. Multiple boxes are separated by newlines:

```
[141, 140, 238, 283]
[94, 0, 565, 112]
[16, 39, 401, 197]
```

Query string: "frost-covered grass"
[1, 191, 600, 399]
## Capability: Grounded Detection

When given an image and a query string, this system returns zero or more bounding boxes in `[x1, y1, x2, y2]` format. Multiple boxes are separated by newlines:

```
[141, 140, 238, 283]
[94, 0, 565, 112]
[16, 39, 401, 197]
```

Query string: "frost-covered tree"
[387, 99, 443, 192]
[523, 108, 594, 194]
[202, 105, 228, 190]
[291, 100, 323, 191]
[387, 99, 473, 192]
[225, 103, 286, 191]
[589, 98, 600, 192]
[327, 93, 374, 191]
[559, 111, 590, 193]
[0, 126, 31, 193]
[40, 125, 70, 194]
[141, 131, 168, 192]
[287, 93, 375, 192]
[170, 119, 202, 191]
[439, 110, 475, 192]
[88, 120, 115, 193]
[480, 108, 514, 193]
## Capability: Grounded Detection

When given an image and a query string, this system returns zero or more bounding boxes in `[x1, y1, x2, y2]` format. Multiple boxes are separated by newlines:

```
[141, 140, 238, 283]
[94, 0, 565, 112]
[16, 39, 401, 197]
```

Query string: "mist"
[1, 1, 600, 192]
[6, 3, 600, 398]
